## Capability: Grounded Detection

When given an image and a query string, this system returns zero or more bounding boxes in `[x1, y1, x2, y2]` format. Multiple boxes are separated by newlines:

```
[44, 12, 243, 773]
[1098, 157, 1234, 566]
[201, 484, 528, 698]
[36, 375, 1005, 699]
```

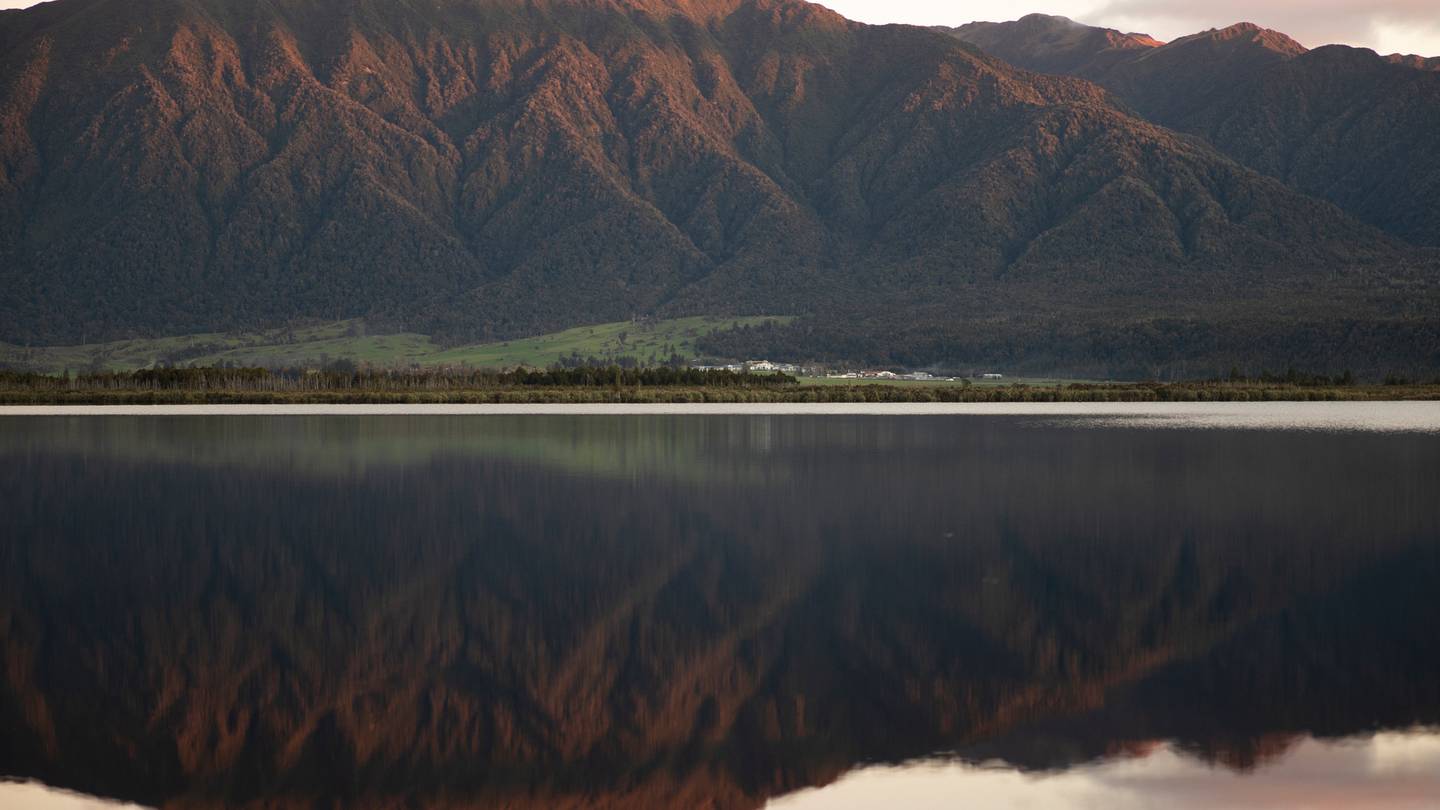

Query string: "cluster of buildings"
[825, 370, 970, 382]
[697, 360, 1007, 381]
[696, 360, 807, 375]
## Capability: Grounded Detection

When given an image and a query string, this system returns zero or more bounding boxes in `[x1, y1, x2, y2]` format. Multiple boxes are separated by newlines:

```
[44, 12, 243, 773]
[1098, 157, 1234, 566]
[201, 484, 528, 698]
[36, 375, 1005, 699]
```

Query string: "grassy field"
[420, 317, 789, 368]
[0, 316, 793, 374]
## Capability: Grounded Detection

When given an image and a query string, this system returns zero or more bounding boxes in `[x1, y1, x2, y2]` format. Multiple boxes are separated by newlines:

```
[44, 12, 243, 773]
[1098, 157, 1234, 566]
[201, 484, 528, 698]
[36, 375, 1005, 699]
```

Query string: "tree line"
[0, 365, 798, 393]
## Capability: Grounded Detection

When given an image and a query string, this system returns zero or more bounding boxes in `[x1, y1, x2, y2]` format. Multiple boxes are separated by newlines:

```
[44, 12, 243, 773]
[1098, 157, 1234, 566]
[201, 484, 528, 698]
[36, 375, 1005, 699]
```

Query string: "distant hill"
[942, 15, 1440, 248]
[1387, 53, 1440, 71]
[1, 0, 1437, 371]
[938, 13, 1162, 76]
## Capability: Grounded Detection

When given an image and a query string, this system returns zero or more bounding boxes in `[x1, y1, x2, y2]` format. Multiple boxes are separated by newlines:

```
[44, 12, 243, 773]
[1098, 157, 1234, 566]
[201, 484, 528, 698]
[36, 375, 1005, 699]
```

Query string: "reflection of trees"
[0, 417, 1437, 808]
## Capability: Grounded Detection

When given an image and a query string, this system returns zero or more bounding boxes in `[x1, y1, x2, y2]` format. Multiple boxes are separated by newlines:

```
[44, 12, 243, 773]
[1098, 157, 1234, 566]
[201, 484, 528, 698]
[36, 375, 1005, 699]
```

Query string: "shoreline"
[3, 401, 1440, 434]
[8, 400, 1440, 413]
[2, 384, 1438, 408]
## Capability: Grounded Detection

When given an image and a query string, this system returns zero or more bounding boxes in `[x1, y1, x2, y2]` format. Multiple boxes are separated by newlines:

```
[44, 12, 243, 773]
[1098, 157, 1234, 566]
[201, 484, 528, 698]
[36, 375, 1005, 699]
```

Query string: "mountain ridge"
[1387, 53, 1440, 71]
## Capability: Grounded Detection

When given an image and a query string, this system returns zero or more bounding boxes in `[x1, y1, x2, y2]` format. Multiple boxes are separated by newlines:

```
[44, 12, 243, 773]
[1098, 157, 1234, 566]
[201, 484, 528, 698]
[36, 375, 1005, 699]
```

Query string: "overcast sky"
[2, 0, 1438, 55]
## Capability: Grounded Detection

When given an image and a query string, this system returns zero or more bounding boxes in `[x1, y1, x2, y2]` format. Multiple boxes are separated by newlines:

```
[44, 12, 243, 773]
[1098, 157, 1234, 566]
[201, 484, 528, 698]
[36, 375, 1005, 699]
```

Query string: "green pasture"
[0, 316, 793, 375]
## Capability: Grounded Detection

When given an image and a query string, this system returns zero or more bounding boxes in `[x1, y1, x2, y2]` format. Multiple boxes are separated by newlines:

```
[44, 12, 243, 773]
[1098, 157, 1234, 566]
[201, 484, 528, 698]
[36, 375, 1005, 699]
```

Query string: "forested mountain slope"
[943, 14, 1440, 248]
[1, 0, 1436, 370]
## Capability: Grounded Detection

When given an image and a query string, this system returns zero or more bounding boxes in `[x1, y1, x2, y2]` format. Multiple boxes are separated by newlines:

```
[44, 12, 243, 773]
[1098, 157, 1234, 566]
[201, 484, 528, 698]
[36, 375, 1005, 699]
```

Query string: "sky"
[1, 0, 1438, 56]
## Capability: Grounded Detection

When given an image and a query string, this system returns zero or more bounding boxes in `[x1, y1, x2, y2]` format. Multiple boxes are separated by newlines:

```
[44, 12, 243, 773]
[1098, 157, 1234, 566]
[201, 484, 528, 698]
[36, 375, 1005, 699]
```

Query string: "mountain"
[1, 0, 1436, 371]
[943, 16, 1440, 249]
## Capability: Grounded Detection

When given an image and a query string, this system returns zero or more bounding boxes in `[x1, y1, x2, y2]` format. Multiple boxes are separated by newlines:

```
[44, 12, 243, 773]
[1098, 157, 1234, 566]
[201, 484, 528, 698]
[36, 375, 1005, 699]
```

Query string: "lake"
[2, 404, 1439, 808]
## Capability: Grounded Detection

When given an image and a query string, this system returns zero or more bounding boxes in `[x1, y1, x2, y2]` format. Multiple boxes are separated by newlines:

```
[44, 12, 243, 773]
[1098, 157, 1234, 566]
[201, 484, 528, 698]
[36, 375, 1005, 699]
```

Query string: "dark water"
[2, 410, 1439, 809]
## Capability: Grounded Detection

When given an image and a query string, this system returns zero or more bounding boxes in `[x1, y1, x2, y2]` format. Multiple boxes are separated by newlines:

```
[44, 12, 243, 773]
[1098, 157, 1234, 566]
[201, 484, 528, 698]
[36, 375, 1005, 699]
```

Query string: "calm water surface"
[2, 405, 1439, 808]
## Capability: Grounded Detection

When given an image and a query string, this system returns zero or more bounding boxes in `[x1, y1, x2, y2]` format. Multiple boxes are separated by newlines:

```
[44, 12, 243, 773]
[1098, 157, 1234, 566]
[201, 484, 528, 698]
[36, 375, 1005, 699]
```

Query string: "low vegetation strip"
[0, 316, 794, 375]
[2, 368, 1438, 405]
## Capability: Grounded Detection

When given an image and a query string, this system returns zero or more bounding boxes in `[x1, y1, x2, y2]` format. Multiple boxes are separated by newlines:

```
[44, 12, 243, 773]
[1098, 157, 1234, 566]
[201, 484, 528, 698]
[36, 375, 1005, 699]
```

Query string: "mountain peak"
[1007, 13, 1162, 45]
[944, 14, 1161, 77]
[1170, 22, 1307, 56]
[1012, 13, 1084, 29]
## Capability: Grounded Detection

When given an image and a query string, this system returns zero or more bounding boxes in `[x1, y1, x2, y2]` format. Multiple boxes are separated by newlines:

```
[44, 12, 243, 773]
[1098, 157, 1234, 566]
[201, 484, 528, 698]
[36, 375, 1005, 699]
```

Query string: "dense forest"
[0, 365, 796, 392]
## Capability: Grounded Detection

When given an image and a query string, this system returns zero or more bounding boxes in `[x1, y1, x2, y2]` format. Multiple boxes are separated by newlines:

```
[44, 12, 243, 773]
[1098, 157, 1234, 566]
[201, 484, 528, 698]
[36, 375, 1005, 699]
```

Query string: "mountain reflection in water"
[770, 731, 1440, 809]
[1, 412, 1438, 809]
